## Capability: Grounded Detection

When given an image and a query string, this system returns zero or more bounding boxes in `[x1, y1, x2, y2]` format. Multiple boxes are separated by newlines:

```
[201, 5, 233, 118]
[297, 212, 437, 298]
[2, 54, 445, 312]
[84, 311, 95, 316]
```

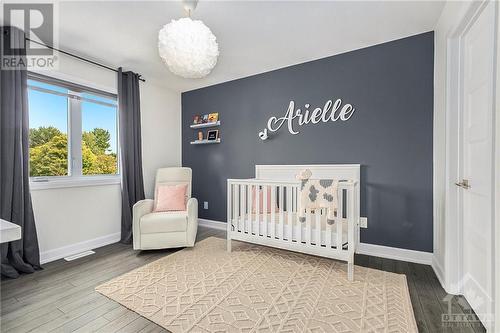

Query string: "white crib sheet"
[231, 212, 348, 248]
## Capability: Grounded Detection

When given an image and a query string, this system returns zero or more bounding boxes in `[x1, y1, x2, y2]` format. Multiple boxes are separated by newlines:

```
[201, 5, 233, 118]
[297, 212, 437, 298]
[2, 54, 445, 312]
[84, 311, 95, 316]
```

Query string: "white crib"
[227, 164, 360, 280]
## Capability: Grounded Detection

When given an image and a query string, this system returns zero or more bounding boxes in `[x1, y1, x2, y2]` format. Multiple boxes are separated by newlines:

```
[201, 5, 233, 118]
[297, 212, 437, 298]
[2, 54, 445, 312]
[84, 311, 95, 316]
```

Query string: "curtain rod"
[25, 37, 146, 82]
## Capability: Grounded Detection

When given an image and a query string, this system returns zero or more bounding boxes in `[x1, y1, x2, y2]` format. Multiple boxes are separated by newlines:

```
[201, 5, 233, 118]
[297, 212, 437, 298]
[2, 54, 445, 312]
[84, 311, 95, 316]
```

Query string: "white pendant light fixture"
[158, 0, 219, 79]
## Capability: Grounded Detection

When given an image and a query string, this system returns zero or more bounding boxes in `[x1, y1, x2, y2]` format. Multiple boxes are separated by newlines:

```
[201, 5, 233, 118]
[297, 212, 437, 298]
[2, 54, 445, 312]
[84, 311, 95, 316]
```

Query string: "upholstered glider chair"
[133, 167, 198, 250]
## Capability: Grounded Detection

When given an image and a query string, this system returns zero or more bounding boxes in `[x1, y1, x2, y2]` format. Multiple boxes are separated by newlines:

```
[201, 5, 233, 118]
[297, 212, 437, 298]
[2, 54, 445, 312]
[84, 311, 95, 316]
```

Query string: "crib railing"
[227, 178, 358, 271]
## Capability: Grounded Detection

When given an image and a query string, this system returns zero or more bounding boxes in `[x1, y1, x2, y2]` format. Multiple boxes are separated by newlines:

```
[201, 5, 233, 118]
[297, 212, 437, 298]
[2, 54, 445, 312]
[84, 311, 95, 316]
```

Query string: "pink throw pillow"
[251, 187, 279, 214]
[154, 184, 188, 212]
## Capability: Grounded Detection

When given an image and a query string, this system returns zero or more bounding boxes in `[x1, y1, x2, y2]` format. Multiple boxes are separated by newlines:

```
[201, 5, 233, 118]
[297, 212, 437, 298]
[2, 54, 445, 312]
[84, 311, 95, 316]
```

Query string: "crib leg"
[227, 238, 232, 253]
[348, 257, 354, 281]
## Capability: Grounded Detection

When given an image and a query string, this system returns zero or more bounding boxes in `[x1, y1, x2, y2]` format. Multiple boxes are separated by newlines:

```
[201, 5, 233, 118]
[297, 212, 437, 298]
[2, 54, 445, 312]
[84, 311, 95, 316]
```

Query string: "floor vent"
[64, 250, 95, 261]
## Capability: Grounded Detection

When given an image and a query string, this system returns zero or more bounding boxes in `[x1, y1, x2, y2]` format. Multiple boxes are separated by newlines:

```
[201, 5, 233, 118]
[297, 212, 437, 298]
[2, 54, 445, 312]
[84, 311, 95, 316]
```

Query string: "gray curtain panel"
[118, 68, 145, 244]
[0, 26, 41, 278]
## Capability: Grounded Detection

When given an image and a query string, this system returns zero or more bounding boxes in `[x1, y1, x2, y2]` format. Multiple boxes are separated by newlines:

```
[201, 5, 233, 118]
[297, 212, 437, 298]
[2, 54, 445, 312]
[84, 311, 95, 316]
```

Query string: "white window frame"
[28, 72, 120, 190]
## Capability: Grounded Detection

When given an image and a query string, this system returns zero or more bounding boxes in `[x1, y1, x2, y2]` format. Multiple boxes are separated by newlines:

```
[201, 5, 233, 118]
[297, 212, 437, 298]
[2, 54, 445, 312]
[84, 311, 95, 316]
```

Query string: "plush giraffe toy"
[296, 169, 338, 225]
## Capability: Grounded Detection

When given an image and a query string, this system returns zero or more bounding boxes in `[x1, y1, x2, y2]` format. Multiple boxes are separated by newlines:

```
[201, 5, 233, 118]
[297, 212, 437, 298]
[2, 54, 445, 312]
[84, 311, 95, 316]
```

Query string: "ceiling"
[31, 1, 446, 92]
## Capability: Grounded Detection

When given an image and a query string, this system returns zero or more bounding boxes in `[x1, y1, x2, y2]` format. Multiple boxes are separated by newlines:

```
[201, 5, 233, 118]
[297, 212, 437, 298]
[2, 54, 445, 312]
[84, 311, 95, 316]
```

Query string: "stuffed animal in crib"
[296, 169, 338, 225]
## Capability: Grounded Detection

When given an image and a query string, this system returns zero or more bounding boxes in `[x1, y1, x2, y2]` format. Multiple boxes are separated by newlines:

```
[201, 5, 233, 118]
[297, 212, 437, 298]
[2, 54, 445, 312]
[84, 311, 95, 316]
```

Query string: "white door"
[459, 1, 495, 329]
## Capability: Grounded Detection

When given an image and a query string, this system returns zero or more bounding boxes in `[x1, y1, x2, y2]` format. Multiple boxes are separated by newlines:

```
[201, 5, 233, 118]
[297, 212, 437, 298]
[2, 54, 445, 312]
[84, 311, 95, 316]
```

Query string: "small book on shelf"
[208, 113, 219, 123]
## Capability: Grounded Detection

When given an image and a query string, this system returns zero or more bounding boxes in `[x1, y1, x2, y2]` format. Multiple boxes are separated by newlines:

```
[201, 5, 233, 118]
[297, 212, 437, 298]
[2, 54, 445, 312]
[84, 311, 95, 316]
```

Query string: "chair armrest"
[132, 199, 154, 250]
[186, 197, 198, 247]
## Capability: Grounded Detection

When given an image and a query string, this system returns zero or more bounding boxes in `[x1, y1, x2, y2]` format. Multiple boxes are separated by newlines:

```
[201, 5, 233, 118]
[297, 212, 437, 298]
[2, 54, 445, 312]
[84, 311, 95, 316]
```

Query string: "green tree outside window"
[29, 126, 118, 177]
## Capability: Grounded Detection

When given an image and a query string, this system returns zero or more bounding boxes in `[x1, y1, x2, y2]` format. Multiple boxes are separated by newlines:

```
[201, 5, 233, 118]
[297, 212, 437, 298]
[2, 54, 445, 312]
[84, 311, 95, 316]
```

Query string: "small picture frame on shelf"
[202, 114, 209, 123]
[208, 113, 219, 123]
[207, 129, 219, 141]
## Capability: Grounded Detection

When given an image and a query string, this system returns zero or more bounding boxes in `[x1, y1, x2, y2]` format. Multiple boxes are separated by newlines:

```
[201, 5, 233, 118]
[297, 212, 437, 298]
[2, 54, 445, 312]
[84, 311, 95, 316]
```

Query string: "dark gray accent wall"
[182, 32, 434, 253]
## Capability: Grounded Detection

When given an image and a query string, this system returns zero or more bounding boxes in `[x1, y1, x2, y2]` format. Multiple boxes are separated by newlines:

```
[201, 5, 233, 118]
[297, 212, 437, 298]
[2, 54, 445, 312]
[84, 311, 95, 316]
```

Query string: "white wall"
[32, 185, 122, 263]
[140, 81, 182, 198]
[495, 4, 500, 327]
[31, 54, 181, 263]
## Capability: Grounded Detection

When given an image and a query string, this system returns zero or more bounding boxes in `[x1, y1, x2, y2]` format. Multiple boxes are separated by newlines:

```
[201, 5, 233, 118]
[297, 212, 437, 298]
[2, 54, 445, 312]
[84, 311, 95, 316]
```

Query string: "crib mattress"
[230, 212, 348, 247]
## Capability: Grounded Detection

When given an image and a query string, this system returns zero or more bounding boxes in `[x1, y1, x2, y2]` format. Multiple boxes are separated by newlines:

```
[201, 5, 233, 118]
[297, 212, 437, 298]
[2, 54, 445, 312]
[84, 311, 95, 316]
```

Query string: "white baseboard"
[199, 218, 433, 265]
[40, 232, 121, 264]
[432, 257, 452, 292]
[198, 218, 227, 231]
[432, 258, 460, 295]
[357, 242, 433, 265]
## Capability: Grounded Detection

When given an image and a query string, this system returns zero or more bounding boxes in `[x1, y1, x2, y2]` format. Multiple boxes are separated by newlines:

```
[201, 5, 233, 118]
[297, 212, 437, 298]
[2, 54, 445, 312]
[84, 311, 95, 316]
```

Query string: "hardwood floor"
[1, 226, 485, 333]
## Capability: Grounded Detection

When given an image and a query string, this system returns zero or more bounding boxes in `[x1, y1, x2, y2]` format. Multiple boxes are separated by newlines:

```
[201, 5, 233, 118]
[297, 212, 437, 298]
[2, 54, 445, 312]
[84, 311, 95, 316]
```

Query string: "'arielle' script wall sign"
[258, 98, 355, 140]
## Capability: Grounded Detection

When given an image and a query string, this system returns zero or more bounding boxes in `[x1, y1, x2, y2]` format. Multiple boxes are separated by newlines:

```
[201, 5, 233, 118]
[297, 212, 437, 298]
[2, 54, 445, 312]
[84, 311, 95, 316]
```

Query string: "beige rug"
[96, 237, 417, 333]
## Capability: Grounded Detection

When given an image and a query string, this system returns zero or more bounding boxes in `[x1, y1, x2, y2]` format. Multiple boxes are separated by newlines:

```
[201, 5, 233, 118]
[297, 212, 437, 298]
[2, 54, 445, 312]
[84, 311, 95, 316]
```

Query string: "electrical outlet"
[203, 201, 208, 210]
[360, 217, 368, 228]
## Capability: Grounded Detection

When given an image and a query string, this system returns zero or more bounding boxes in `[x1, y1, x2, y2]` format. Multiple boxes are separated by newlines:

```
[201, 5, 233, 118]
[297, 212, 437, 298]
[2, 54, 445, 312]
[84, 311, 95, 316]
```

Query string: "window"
[81, 94, 118, 176]
[28, 73, 119, 185]
[28, 82, 69, 177]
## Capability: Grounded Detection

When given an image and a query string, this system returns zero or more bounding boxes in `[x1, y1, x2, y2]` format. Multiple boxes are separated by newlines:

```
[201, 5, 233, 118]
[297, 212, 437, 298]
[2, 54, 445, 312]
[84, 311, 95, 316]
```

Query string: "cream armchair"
[133, 167, 198, 250]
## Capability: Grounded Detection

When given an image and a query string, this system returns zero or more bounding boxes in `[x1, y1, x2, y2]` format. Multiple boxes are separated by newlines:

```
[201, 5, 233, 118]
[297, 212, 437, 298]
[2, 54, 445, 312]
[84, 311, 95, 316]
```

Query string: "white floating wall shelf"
[190, 121, 220, 129]
[190, 139, 221, 145]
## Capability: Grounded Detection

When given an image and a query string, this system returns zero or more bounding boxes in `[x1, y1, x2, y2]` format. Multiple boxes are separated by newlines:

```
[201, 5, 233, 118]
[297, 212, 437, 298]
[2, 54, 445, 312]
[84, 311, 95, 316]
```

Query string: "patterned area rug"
[96, 237, 417, 332]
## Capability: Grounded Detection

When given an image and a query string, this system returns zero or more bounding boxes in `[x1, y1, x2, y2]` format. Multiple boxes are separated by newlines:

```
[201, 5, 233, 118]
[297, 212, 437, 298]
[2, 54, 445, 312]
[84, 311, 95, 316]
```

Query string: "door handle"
[455, 179, 471, 189]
